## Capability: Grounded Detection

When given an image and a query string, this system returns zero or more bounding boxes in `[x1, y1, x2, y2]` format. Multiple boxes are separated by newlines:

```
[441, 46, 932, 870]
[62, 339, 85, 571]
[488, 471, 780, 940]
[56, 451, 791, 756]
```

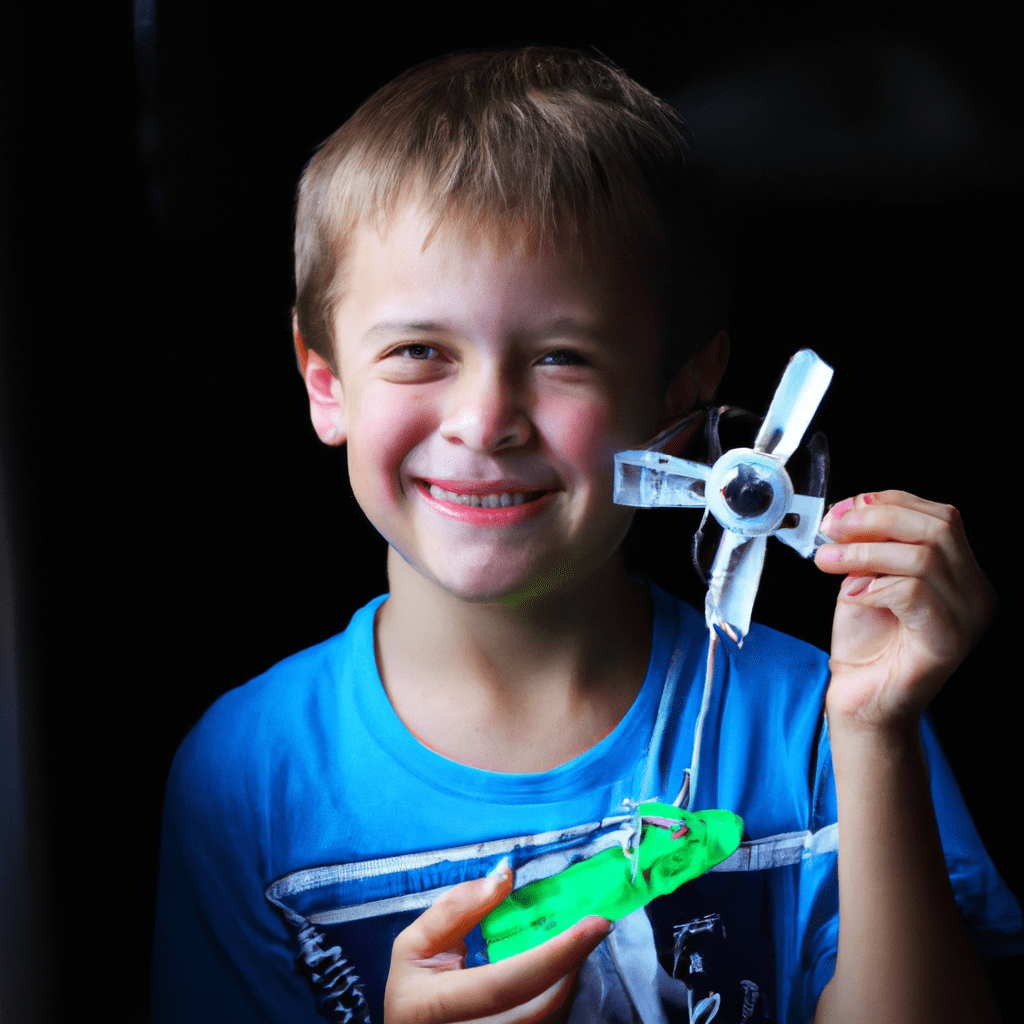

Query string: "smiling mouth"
[426, 484, 547, 508]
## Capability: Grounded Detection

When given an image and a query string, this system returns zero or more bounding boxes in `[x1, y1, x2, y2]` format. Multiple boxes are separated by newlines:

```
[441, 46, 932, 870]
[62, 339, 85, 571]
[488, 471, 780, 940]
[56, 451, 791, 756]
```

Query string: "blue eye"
[398, 344, 438, 360]
[540, 349, 586, 367]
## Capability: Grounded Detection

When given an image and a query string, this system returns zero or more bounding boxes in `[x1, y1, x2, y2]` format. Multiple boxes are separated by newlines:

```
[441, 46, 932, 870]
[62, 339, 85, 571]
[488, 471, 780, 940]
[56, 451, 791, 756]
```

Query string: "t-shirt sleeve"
[919, 712, 1024, 959]
[794, 709, 1023, 1020]
[149, 695, 322, 1024]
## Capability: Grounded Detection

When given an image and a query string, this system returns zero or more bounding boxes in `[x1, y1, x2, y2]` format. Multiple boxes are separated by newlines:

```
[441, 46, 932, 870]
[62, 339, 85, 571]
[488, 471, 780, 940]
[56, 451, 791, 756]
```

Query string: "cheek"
[548, 395, 652, 473]
[347, 392, 434, 500]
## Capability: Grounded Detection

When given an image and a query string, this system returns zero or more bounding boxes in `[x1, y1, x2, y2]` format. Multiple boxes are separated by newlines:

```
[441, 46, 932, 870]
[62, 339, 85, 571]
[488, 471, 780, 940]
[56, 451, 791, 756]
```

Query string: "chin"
[433, 573, 542, 606]
[388, 537, 624, 609]
[430, 558, 596, 608]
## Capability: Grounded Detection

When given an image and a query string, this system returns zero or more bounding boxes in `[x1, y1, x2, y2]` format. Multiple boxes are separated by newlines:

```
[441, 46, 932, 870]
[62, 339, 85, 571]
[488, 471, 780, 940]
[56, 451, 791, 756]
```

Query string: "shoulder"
[151, 604, 385, 1024]
[166, 595, 385, 815]
[649, 579, 831, 702]
[733, 619, 832, 702]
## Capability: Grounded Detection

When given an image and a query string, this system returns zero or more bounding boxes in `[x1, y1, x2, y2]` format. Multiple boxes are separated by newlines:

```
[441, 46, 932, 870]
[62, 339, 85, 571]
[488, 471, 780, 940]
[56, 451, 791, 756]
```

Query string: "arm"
[385, 859, 610, 1024]
[150, 720, 325, 1024]
[813, 491, 1002, 1024]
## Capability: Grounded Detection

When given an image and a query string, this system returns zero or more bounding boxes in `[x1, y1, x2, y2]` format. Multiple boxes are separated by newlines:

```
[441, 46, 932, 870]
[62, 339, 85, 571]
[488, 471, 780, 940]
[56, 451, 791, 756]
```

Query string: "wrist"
[826, 710, 926, 791]
[824, 687, 922, 746]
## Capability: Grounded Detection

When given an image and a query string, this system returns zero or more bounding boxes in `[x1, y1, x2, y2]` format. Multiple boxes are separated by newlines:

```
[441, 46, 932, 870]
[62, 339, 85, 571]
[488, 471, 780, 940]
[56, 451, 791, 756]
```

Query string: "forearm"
[815, 717, 1002, 1024]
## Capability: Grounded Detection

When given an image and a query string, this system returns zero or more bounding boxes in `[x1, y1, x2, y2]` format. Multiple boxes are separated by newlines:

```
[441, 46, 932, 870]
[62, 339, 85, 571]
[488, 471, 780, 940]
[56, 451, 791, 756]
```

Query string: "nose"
[439, 364, 532, 452]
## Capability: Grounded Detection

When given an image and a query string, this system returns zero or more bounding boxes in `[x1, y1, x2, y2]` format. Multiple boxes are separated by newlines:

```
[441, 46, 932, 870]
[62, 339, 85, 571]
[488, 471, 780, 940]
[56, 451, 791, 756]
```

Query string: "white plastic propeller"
[614, 349, 834, 644]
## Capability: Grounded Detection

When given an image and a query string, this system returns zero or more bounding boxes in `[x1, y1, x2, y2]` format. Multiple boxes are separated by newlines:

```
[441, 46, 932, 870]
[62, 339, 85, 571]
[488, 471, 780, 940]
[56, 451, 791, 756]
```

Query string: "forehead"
[335, 199, 657, 338]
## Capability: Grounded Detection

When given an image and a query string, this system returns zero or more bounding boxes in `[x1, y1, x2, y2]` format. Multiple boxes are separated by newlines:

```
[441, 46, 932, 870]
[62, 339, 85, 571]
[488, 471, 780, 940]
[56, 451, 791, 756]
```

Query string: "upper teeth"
[429, 484, 531, 508]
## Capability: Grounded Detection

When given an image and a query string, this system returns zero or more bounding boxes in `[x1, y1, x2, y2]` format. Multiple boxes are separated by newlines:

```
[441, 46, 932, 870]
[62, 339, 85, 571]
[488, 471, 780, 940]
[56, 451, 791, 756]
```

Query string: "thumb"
[396, 859, 515, 963]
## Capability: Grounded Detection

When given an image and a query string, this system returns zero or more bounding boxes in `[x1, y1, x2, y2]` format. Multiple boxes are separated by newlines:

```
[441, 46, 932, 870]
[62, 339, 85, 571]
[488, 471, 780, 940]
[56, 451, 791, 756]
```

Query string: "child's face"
[324, 201, 670, 605]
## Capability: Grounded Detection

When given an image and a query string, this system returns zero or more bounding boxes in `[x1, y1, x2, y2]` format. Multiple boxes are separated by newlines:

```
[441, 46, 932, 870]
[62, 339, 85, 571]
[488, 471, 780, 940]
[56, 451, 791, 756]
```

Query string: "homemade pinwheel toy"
[615, 349, 834, 645]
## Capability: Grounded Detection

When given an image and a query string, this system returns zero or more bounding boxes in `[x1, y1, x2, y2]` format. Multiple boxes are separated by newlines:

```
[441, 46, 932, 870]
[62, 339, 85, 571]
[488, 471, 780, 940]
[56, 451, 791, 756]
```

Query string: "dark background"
[1, 3, 1020, 1020]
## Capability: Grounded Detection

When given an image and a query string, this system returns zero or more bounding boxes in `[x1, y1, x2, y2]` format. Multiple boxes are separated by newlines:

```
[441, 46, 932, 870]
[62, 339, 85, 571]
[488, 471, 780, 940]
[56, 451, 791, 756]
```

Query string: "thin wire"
[676, 629, 718, 809]
[637, 625, 689, 805]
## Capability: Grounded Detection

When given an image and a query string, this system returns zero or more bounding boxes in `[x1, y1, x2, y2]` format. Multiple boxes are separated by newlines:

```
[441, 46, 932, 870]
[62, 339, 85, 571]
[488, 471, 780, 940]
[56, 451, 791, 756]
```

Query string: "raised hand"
[814, 490, 996, 731]
[811, 491, 1003, 1024]
[384, 860, 610, 1024]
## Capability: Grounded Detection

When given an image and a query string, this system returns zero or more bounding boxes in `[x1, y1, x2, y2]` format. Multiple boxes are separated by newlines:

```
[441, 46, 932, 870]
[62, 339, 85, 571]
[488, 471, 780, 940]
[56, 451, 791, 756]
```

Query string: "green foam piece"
[481, 803, 743, 961]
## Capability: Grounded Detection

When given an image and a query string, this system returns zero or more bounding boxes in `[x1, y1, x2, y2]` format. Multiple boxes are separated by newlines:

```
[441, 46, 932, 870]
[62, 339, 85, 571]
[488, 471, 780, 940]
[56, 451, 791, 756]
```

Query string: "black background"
[1, 3, 1021, 1020]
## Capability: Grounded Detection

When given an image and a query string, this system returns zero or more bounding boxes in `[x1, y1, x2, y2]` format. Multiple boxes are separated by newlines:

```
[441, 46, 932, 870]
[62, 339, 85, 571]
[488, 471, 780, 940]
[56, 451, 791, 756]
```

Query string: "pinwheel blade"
[705, 532, 768, 643]
[614, 450, 710, 508]
[774, 493, 827, 558]
[753, 350, 833, 463]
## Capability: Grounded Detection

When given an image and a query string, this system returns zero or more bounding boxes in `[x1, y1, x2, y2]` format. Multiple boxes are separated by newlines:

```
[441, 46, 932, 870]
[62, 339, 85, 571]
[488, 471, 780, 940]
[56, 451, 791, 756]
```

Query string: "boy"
[151, 48, 1022, 1023]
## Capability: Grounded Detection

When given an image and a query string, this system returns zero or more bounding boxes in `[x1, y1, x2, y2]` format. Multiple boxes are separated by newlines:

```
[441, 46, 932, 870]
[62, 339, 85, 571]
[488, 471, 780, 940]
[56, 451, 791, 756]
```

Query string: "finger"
[837, 570, 945, 621]
[837, 570, 976, 648]
[825, 506, 953, 548]
[818, 539, 971, 633]
[821, 490, 962, 536]
[421, 916, 610, 1022]
[396, 865, 514, 962]
[816, 496, 970, 578]
[833, 574, 971, 685]
[819, 492, 994, 604]
[815, 539, 949, 582]
[411, 951, 469, 972]
[820, 496, 964, 549]
[462, 972, 578, 1024]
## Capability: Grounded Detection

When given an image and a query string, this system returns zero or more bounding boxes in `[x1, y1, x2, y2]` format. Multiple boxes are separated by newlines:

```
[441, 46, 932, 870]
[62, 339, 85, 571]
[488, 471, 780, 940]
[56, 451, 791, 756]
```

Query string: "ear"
[661, 330, 730, 420]
[294, 313, 346, 446]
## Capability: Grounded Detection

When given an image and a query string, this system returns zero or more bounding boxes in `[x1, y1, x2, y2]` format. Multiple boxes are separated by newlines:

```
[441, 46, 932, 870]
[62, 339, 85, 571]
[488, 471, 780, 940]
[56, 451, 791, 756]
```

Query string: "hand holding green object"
[481, 803, 744, 962]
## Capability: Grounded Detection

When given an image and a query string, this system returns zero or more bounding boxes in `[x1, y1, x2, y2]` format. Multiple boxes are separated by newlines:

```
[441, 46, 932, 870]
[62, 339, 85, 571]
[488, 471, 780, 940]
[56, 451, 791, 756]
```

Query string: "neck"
[374, 550, 652, 772]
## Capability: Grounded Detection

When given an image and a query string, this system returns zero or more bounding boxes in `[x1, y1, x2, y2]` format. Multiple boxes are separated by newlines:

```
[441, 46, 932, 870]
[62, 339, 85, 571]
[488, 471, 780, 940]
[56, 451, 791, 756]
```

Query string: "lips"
[416, 478, 557, 525]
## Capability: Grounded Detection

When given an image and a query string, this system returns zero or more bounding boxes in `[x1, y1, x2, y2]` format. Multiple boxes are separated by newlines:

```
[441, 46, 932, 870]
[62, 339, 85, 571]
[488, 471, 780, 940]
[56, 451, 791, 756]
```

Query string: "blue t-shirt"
[150, 584, 1023, 1023]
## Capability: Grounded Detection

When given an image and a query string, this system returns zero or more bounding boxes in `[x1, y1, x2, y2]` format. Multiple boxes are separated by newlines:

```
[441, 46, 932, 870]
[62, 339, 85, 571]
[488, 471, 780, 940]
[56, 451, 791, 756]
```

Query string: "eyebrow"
[535, 317, 604, 341]
[360, 321, 445, 344]
[362, 317, 604, 344]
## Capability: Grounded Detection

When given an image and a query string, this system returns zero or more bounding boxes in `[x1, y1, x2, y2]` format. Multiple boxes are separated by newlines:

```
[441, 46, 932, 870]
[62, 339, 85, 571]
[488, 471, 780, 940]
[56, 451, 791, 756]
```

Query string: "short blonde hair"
[294, 47, 721, 378]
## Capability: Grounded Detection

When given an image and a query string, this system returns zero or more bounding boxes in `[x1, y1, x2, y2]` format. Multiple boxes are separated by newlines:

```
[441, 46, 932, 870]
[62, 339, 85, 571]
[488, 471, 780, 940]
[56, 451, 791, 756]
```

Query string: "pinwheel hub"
[723, 467, 773, 517]
[705, 448, 794, 537]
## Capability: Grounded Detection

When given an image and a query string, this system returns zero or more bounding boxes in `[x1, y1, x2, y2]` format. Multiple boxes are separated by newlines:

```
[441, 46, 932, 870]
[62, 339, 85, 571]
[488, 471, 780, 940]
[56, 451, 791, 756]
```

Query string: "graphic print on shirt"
[663, 910, 769, 1022]
[267, 825, 781, 1024]
[639, 869, 778, 1023]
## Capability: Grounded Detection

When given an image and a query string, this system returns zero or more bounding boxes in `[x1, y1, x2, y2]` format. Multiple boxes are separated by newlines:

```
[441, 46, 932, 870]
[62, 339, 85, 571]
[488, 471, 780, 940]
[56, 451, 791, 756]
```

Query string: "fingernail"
[844, 576, 871, 597]
[579, 916, 613, 936]
[487, 856, 512, 886]
[827, 497, 855, 523]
